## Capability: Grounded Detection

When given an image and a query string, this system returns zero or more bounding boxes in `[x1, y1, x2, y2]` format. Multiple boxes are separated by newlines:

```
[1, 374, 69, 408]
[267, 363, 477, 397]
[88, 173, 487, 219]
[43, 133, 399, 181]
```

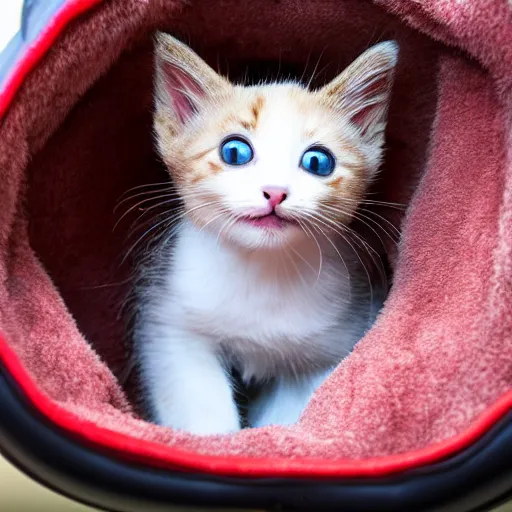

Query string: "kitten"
[134, 32, 398, 435]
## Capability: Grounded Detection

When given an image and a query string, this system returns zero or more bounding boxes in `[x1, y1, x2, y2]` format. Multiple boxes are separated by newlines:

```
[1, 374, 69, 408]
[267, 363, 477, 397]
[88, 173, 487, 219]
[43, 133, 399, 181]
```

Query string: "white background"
[0, 0, 23, 52]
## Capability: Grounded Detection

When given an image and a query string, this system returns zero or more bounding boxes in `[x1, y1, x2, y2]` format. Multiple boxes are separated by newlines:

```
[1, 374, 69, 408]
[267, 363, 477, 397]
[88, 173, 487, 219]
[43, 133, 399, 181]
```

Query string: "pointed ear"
[318, 41, 398, 141]
[154, 32, 230, 126]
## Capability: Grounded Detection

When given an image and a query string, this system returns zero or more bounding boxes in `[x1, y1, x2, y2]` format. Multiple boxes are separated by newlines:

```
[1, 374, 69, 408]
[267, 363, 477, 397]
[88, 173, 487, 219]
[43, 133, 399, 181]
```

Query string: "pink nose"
[262, 186, 288, 208]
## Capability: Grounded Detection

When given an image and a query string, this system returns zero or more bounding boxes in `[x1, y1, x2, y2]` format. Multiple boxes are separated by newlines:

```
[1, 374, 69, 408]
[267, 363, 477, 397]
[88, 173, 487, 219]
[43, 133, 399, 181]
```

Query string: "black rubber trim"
[0, 365, 511, 512]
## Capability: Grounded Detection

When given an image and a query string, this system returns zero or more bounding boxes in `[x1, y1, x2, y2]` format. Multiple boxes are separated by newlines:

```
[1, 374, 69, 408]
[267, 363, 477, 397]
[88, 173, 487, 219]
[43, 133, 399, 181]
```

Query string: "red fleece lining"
[1, 334, 511, 478]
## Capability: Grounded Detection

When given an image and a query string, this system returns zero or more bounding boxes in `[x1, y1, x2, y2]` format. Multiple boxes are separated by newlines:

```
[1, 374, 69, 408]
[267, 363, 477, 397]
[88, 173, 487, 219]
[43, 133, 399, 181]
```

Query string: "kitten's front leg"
[140, 325, 240, 435]
[248, 368, 333, 428]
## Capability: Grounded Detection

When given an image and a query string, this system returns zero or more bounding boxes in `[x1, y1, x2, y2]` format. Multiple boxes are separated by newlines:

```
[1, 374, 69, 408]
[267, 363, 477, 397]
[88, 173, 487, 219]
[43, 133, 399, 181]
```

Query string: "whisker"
[285, 241, 318, 277]
[322, 204, 387, 247]
[126, 198, 226, 239]
[114, 186, 174, 212]
[321, 203, 398, 247]
[341, 225, 388, 288]
[301, 208, 384, 306]
[114, 193, 182, 231]
[296, 209, 352, 290]
[126, 204, 183, 235]
[122, 214, 178, 264]
[354, 211, 400, 244]
[357, 207, 402, 239]
[126, 209, 183, 241]
[309, 209, 387, 287]
[299, 48, 313, 85]
[359, 200, 405, 209]
[78, 277, 134, 291]
[216, 213, 238, 245]
[198, 209, 230, 235]
[321, 201, 401, 242]
[307, 219, 352, 300]
[307, 47, 327, 89]
[328, 225, 373, 317]
[293, 215, 323, 284]
[282, 246, 310, 290]
[339, 196, 406, 209]
[118, 181, 172, 199]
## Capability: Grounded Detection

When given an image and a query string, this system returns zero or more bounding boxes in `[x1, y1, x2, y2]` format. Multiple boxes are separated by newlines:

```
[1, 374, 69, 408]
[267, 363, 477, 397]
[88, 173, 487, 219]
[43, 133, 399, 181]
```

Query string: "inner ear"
[154, 32, 230, 125]
[317, 41, 399, 138]
[158, 61, 206, 124]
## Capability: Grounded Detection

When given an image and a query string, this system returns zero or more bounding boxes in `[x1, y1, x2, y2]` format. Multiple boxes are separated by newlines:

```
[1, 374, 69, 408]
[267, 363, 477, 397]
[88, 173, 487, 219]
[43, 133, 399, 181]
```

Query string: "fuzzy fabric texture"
[0, 0, 510, 465]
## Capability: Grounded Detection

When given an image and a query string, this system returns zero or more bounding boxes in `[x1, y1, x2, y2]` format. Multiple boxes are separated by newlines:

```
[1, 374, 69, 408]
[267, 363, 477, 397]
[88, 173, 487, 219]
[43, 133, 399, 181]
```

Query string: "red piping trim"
[0, 0, 511, 480]
[1, 334, 511, 478]
[0, 0, 105, 120]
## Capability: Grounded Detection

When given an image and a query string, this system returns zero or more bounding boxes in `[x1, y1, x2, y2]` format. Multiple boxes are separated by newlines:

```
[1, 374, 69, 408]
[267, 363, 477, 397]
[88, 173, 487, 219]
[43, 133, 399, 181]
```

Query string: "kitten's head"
[154, 33, 398, 250]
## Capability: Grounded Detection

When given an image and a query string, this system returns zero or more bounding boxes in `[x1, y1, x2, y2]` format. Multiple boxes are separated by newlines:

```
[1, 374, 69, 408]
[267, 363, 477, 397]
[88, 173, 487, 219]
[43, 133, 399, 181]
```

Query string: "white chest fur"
[167, 222, 360, 379]
[136, 221, 374, 434]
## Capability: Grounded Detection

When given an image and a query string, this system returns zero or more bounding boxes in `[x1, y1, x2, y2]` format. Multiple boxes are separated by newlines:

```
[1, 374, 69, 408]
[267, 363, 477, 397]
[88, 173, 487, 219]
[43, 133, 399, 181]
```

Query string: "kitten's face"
[154, 34, 398, 250]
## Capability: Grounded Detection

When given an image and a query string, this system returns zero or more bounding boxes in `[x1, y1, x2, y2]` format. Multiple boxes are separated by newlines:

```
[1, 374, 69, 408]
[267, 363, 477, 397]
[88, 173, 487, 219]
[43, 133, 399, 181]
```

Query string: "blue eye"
[220, 137, 253, 166]
[300, 147, 336, 176]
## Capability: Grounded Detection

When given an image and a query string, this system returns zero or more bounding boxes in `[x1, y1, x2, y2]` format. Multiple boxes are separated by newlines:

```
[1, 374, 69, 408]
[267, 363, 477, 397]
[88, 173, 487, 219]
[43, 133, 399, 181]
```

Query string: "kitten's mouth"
[239, 211, 294, 230]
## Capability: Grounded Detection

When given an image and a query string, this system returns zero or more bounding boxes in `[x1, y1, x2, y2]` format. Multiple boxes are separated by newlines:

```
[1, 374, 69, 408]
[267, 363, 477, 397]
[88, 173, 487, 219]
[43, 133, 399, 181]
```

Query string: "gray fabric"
[0, 0, 68, 90]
